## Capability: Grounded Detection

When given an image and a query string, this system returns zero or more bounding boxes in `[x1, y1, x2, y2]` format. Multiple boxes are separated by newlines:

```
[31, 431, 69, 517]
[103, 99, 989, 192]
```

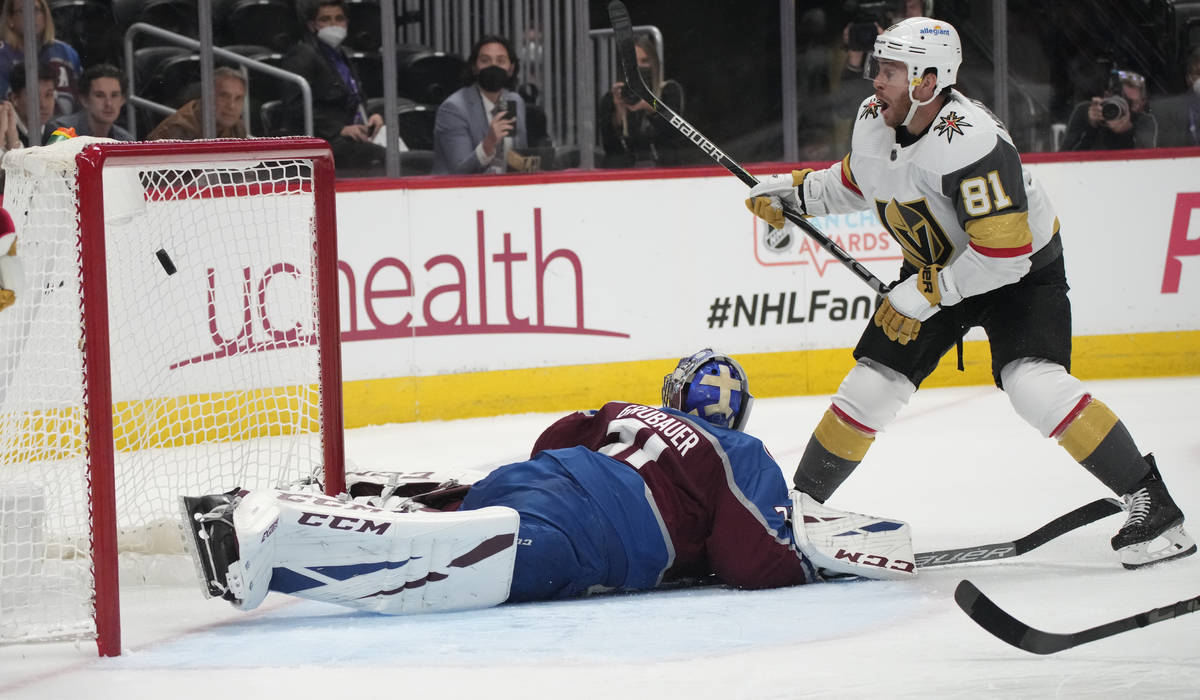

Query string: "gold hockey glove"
[873, 265, 945, 345]
[745, 169, 813, 229]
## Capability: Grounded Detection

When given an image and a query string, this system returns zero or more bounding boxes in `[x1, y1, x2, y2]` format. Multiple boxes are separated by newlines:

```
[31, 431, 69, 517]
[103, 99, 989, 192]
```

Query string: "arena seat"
[397, 46, 465, 106]
[344, 0, 381, 51]
[113, 0, 199, 40]
[214, 0, 300, 53]
[49, 0, 120, 66]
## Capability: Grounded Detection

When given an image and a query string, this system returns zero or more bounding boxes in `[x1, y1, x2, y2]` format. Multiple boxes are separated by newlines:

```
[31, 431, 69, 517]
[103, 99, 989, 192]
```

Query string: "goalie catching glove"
[744, 168, 828, 229]
[873, 264, 962, 345]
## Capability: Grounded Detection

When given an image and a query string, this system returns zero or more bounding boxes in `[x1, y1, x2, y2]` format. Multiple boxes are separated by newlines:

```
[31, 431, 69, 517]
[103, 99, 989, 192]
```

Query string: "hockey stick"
[955, 579, 1200, 654]
[606, 0, 889, 295]
[915, 498, 1123, 569]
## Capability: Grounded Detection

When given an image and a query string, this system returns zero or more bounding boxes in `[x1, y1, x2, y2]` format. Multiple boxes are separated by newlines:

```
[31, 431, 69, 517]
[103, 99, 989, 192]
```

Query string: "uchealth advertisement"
[330, 151, 1200, 422]
[334, 176, 903, 381]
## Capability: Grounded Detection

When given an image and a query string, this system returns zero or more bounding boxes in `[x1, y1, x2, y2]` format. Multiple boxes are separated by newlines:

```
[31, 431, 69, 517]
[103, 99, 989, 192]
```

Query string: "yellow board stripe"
[1, 386, 320, 463]
[1058, 399, 1120, 461]
[343, 329, 1200, 426]
[3, 330, 1197, 459]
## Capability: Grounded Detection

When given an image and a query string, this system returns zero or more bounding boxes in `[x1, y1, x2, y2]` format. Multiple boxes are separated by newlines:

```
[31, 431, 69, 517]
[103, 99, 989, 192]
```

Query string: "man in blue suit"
[433, 35, 528, 175]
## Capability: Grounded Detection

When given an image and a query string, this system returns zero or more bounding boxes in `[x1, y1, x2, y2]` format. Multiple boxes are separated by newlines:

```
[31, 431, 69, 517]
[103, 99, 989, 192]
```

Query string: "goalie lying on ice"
[181, 349, 915, 615]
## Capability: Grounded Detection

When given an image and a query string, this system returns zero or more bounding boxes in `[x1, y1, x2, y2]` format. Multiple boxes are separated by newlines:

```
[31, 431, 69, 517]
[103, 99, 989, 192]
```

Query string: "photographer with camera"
[828, 0, 928, 154]
[597, 33, 687, 168]
[1061, 68, 1158, 151]
[432, 34, 528, 175]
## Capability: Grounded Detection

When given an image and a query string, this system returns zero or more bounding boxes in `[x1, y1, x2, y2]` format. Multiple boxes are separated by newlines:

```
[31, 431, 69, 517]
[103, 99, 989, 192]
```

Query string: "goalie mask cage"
[0, 137, 345, 656]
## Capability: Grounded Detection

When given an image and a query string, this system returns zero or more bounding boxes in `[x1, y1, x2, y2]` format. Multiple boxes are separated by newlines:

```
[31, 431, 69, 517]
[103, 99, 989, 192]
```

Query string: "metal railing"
[122, 22, 314, 138]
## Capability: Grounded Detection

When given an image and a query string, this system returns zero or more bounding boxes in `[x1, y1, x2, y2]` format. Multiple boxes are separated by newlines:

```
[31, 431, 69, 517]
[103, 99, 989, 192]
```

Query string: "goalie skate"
[1111, 455, 1197, 570]
[179, 488, 244, 601]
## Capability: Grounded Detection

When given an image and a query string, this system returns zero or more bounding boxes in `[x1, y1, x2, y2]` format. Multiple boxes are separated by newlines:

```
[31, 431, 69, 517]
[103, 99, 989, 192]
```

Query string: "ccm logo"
[297, 511, 391, 534]
[668, 114, 727, 160]
[835, 549, 916, 573]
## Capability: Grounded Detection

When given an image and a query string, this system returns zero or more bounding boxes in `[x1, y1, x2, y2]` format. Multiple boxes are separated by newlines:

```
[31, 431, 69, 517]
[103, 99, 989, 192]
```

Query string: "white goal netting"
[0, 137, 340, 648]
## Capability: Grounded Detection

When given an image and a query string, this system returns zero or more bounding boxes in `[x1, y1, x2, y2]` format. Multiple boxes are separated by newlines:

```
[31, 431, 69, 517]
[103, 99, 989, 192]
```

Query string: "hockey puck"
[156, 248, 177, 275]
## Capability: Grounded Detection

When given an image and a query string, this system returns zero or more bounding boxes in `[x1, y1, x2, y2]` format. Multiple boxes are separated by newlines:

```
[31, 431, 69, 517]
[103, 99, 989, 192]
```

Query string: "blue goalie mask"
[661, 348, 754, 431]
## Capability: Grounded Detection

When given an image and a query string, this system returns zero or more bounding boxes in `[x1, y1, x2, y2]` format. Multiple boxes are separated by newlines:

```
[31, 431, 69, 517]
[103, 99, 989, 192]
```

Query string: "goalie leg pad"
[790, 491, 916, 580]
[265, 490, 518, 614]
[183, 488, 520, 614]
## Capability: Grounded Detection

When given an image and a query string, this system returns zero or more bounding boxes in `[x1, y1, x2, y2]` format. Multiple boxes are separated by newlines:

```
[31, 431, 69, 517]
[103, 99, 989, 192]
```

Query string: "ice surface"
[2, 377, 1198, 699]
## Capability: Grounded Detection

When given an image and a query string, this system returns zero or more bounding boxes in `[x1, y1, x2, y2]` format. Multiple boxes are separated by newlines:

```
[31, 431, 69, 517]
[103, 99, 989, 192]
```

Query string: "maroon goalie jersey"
[530, 402, 816, 589]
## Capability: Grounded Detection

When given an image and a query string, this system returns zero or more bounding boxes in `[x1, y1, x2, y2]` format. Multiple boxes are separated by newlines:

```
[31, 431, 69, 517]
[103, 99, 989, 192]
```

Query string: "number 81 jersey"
[823, 89, 1060, 294]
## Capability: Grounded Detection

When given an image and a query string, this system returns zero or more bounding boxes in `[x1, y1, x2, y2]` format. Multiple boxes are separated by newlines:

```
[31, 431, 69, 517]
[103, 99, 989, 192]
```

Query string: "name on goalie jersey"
[616, 404, 701, 456]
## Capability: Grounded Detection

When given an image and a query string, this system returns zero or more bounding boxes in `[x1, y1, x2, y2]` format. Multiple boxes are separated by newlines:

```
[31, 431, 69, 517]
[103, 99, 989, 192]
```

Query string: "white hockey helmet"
[869, 17, 961, 91]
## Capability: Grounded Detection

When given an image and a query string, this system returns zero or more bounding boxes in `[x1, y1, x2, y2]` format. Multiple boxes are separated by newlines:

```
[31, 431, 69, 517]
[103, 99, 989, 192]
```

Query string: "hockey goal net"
[0, 137, 345, 656]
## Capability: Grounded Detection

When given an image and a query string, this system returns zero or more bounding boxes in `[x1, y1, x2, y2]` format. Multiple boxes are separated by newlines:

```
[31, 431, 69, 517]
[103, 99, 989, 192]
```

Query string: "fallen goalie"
[181, 349, 916, 615]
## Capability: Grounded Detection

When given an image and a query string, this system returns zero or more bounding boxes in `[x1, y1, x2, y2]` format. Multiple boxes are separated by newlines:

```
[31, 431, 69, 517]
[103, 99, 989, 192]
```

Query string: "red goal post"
[0, 137, 345, 656]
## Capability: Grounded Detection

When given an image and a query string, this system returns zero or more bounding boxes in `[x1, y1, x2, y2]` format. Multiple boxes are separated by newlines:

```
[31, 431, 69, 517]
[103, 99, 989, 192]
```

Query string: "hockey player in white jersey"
[745, 17, 1194, 570]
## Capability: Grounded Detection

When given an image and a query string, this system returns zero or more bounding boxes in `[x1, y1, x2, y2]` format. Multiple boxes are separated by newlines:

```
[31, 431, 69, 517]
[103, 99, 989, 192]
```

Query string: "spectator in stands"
[432, 34, 528, 175]
[1061, 68, 1158, 151]
[0, 100, 21, 160]
[282, 0, 384, 174]
[1156, 46, 1200, 148]
[597, 33, 688, 168]
[147, 67, 248, 141]
[8, 60, 52, 145]
[0, 0, 80, 117]
[42, 63, 133, 141]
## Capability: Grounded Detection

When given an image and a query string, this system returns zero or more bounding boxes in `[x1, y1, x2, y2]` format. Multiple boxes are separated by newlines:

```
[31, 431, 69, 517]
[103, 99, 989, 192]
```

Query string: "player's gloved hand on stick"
[873, 264, 949, 345]
[745, 168, 823, 229]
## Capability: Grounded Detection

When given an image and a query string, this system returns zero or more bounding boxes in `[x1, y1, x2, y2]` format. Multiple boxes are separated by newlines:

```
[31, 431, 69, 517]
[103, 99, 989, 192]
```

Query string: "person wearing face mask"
[432, 34, 528, 175]
[597, 34, 688, 168]
[281, 0, 385, 175]
[1156, 47, 1200, 148]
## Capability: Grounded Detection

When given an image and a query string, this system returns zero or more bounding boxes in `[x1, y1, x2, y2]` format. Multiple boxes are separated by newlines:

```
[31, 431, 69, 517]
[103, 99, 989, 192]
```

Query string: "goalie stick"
[914, 498, 1123, 569]
[606, 0, 888, 296]
[955, 579, 1200, 654]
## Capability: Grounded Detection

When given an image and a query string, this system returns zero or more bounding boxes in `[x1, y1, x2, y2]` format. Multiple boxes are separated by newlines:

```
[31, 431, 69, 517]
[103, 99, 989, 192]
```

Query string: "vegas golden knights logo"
[875, 198, 954, 268]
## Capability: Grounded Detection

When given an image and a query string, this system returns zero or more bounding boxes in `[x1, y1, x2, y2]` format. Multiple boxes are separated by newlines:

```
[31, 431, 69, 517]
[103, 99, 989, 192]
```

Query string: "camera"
[619, 82, 641, 105]
[844, 0, 892, 52]
[1100, 95, 1129, 122]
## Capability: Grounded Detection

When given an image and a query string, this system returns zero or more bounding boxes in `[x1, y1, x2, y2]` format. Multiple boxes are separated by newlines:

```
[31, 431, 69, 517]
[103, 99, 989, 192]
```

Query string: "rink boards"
[332, 148, 1200, 424]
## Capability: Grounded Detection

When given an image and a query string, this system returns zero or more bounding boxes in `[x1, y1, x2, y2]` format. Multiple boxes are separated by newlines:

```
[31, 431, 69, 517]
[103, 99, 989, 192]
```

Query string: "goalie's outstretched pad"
[791, 491, 916, 580]
[182, 487, 520, 614]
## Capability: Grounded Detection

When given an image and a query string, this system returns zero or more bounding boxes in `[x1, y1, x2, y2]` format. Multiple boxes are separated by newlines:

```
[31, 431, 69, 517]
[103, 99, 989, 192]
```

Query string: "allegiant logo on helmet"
[920, 26, 951, 36]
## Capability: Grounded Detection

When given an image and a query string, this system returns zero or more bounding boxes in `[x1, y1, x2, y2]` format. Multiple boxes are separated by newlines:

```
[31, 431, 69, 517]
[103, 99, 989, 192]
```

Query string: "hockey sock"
[1052, 395, 1149, 495]
[794, 406, 876, 502]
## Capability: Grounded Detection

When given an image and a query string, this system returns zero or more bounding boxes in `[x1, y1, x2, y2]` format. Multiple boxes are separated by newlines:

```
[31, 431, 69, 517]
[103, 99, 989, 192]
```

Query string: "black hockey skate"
[1111, 455, 1197, 570]
[179, 488, 244, 601]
